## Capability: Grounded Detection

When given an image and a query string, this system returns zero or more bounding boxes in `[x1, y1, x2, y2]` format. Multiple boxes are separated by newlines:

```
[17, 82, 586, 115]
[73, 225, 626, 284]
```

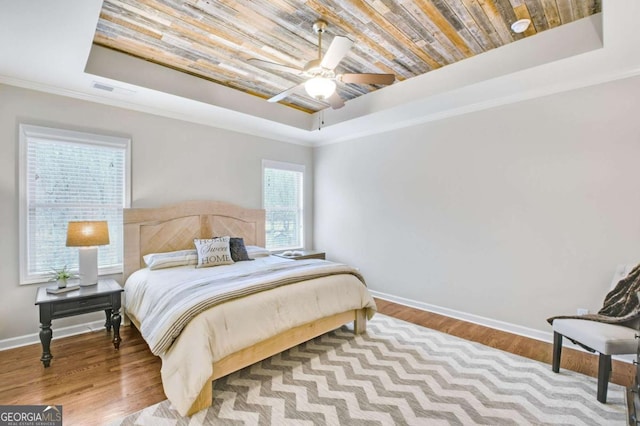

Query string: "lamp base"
[78, 246, 99, 286]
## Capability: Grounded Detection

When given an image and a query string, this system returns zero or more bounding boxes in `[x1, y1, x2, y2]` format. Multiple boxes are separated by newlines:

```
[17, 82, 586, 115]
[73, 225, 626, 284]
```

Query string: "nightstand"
[35, 278, 123, 367]
[274, 250, 326, 260]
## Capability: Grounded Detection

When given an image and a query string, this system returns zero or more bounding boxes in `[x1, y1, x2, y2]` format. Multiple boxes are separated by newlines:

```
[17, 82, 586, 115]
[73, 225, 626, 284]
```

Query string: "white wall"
[4, 73, 640, 345]
[0, 84, 313, 341]
[314, 75, 640, 334]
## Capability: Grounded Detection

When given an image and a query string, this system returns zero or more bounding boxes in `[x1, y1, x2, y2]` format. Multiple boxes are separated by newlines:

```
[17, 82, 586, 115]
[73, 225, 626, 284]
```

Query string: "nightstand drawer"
[294, 252, 325, 260]
[50, 295, 113, 318]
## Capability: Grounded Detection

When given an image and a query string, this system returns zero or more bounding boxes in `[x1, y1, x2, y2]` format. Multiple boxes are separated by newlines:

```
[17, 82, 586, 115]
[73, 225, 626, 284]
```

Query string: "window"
[262, 160, 304, 251]
[19, 125, 131, 284]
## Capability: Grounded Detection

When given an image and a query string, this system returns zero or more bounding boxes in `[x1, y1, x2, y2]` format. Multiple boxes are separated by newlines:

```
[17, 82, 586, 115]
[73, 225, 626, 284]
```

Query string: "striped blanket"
[137, 259, 366, 355]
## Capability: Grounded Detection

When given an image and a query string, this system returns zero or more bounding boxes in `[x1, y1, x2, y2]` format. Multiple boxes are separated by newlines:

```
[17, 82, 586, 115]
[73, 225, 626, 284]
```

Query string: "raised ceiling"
[93, 0, 600, 114]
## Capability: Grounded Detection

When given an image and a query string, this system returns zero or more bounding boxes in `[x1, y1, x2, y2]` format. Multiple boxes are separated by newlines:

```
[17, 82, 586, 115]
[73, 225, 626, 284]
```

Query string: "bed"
[123, 200, 376, 416]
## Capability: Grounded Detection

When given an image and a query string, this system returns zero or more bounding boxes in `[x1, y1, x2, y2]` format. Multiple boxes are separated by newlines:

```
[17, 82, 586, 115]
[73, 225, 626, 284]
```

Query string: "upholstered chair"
[551, 264, 639, 403]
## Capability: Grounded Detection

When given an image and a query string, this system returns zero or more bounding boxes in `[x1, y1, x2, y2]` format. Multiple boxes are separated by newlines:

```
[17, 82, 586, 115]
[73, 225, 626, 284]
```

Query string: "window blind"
[20, 125, 130, 283]
[263, 161, 304, 250]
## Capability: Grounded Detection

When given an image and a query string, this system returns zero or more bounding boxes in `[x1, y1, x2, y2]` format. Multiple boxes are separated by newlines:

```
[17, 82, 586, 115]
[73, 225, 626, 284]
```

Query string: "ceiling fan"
[248, 20, 395, 109]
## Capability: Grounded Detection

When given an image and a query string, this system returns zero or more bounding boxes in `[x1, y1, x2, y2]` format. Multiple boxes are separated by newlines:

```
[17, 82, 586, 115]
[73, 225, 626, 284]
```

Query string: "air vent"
[91, 81, 136, 95]
[92, 82, 115, 92]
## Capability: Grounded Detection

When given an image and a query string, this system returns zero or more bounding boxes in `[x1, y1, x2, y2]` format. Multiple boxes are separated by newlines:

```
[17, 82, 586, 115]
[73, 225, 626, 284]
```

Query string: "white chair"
[551, 264, 638, 403]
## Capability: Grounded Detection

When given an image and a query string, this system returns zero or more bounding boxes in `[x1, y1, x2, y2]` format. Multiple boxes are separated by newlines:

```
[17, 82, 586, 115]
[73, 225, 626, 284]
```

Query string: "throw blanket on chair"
[547, 263, 640, 326]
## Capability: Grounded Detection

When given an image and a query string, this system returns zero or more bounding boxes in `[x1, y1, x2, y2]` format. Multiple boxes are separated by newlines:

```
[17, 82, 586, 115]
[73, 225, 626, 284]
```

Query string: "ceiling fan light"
[304, 77, 336, 100]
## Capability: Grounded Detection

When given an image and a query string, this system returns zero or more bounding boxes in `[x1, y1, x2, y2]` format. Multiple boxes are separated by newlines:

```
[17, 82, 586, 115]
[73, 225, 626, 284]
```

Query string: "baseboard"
[0, 320, 106, 351]
[370, 290, 634, 364]
[2, 292, 633, 365]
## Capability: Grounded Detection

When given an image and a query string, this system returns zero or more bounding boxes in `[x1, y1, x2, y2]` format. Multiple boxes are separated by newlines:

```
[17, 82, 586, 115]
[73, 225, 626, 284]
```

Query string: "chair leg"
[597, 353, 611, 403]
[552, 332, 562, 373]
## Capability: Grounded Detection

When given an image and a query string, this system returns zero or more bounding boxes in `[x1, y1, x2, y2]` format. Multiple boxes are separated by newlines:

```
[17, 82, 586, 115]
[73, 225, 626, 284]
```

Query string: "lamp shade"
[66, 221, 110, 247]
[304, 77, 336, 100]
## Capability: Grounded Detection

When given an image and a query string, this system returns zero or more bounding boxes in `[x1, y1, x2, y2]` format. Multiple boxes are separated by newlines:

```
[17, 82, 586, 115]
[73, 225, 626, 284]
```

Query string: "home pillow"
[229, 237, 252, 262]
[194, 237, 234, 268]
[143, 249, 198, 270]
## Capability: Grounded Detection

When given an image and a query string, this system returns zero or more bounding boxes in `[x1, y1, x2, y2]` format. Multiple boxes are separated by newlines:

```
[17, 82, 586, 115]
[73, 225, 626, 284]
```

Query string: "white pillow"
[194, 237, 234, 268]
[143, 249, 198, 270]
[245, 245, 271, 258]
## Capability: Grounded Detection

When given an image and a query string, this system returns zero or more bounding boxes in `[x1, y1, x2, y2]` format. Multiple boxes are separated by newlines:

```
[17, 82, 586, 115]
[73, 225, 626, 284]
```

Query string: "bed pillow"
[229, 237, 252, 262]
[143, 249, 198, 270]
[194, 237, 234, 268]
[213, 236, 253, 262]
[246, 245, 271, 258]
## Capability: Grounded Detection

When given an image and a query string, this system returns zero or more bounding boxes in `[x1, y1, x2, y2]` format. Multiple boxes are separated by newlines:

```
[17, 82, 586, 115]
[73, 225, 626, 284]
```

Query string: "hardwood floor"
[0, 326, 164, 425]
[0, 299, 633, 425]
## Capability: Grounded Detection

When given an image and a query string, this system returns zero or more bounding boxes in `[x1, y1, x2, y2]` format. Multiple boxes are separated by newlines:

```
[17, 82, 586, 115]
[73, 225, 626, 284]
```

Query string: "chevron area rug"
[111, 314, 626, 425]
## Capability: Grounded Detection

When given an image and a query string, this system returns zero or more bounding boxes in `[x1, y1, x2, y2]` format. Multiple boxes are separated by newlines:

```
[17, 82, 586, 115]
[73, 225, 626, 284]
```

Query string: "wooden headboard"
[123, 200, 265, 282]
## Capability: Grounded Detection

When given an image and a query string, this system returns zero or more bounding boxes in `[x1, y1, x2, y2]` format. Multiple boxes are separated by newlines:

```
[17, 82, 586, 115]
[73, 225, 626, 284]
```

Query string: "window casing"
[19, 124, 131, 284]
[262, 160, 304, 251]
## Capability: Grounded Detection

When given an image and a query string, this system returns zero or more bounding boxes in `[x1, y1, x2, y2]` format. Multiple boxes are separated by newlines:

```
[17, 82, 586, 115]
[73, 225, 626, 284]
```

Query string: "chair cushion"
[553, 319, 638, 354]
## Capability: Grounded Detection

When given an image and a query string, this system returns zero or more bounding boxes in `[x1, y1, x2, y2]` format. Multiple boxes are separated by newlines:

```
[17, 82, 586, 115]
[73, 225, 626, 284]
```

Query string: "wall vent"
[92, 82, 115, 92]
[91, 81, 136, 95]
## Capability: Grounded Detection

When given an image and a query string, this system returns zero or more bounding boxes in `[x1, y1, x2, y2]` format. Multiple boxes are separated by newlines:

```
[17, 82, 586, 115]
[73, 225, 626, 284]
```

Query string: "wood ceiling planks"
[93, 0, 600, 113]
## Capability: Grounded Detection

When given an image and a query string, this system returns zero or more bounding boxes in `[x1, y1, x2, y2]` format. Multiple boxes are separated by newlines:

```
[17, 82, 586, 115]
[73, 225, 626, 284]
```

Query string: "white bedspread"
[125, 256, 376, 415]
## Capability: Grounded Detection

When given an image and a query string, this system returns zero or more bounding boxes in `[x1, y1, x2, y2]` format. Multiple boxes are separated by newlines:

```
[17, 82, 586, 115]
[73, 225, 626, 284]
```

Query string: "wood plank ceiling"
[94, 0, 600, 113]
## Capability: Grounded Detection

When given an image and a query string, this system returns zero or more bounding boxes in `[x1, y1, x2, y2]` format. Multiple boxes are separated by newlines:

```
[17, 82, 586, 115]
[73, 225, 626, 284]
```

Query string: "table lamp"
[66, 221, 110, 286]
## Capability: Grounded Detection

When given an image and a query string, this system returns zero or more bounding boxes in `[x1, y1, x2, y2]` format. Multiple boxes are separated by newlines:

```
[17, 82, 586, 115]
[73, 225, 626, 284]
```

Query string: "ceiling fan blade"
[320, 36, 353, 70]
[326, 92, 345, 109]
[268, 84, 302, 103]
[340, 73, 395, 85]
[248, 58, 302, 75]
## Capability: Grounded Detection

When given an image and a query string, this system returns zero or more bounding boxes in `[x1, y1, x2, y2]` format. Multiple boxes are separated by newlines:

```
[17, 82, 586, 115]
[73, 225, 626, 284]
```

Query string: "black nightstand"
[34, 278, 123, 367]
[274, 250, 326, 260]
